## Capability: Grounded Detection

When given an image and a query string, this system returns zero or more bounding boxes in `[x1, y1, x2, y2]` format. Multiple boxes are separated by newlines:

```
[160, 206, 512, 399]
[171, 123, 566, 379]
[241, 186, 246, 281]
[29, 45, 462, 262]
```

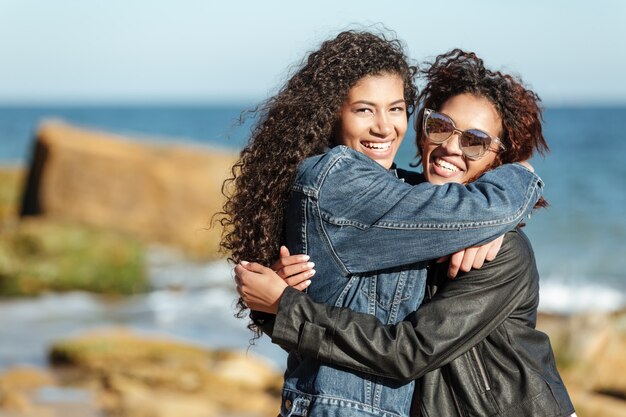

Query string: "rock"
[582, 310, 626, 398]
[0, 217, 147, 296]
[0, 166, 24, 224]
[566, 387, 626, 417]
[537, 311, 614, 369]
[21, 121, 237, 259]
[0, 366, 100, 417]
[49, 328, 210, 371]
[210, 350, 282, 392]
[0, 389, 31, 413]
[538, 310, 626, 416]
[49, 327, 282, 417]
[117, 389, 220, 417]
[0, 366, 54, 390]
[0, 367, 50, 413]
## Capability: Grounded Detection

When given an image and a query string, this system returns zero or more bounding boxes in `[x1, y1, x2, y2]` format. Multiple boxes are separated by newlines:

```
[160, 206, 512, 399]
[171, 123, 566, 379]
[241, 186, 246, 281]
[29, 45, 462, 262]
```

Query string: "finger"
[284, 269, 316, 287]
[279, 262, 315, 279]
[485, 235, 504, 261]
[235, 263, 257, 279]
[459, 246, 480, 273]
[242, 261, 272, 274]
[448, 250, 464, 278]
[472, 244, 490, 269]
[277, 254, 311, 268]
[270, 246, 292, 271]
[436, 255, 450, 263]
[292, 279, 312, 292]
[235, 263, 265, 285]
[233, 264, 247, 281]
[280, 245, 291, 258]
[271, 246, 290, 271]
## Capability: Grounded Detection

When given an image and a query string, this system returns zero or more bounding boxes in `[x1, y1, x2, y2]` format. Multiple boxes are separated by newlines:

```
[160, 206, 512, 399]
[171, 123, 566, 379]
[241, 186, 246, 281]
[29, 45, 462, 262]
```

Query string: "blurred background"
[0, 1, 625, 416]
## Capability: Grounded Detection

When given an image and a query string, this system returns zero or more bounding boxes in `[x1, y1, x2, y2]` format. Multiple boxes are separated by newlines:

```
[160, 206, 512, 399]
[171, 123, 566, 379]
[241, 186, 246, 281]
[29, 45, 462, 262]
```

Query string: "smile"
[434, 158, 461, 173]
[361, 140, 393, 151]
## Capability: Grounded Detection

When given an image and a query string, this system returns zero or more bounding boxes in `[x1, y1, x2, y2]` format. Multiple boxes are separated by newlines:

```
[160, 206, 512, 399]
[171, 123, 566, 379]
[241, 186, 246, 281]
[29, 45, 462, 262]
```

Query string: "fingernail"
[306, 262, 315, 269]
[304, 280, 312, 287]
[241, 260, 249, 265]
[309, 269, 316, 277]
[300, 255, 310, 261]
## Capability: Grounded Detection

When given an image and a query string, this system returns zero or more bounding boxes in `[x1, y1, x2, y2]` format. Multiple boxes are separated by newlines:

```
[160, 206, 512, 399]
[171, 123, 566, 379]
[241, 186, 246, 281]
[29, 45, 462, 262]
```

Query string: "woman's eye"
[390, 106, 406, 112]
[355, 108, 374, 114]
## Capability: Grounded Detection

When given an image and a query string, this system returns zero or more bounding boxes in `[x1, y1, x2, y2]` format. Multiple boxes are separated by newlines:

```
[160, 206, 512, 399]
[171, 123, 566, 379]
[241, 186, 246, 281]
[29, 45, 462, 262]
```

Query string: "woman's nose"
[440, 131, 463, 155]
[373, 113, 393, 136]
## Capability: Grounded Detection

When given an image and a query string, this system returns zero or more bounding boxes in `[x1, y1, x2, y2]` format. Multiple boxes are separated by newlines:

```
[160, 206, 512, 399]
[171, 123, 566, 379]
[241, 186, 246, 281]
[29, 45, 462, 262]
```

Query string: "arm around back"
[271, 230, 536, 381]
[314, 147, 542, 273]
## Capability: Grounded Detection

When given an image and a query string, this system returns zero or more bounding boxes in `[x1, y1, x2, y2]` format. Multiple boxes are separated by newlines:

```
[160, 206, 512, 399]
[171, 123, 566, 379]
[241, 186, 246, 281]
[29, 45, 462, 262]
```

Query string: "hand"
[234, 261, 289, 314]
[437, 235, 504, 278]
[271, 246, 316, 287]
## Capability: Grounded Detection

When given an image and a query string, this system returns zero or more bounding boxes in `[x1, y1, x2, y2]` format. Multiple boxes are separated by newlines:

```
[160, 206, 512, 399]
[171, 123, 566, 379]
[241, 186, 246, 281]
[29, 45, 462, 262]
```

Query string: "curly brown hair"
[413, 48, 548, 208]
[218, 30, 417, 331]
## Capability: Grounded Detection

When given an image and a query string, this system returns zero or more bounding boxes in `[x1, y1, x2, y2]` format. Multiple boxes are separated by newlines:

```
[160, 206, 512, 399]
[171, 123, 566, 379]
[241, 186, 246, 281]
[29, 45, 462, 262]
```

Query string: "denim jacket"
[277, 146, 543, 417]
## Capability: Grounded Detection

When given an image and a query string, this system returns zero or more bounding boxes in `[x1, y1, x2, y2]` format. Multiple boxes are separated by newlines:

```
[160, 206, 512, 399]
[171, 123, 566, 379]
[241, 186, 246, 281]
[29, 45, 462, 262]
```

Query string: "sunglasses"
[422, 109, 505, 160]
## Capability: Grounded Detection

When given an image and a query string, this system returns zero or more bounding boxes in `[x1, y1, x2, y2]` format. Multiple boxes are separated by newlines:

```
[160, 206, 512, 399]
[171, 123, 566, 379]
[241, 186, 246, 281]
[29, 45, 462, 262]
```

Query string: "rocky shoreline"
[0, 328, 282, 417]
[1, 310, 625, 417]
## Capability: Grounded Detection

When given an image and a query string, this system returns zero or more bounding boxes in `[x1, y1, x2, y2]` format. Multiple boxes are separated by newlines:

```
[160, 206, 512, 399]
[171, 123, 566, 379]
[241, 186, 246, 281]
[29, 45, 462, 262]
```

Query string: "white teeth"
[362, 141, 392, 150]
[435, 159, 460, 172]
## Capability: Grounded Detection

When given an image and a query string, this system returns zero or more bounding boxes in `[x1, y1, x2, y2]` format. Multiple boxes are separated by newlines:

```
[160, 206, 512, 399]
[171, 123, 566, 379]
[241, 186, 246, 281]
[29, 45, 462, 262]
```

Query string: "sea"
[0, 104, 624, 371]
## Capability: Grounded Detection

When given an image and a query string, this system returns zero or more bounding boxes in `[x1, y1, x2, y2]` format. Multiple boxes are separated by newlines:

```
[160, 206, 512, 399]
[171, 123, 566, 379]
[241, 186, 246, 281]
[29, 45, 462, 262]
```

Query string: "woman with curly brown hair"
[224, 32, 543, 417]
[220, 30, 417, 332]
[235, 49, 575, 417]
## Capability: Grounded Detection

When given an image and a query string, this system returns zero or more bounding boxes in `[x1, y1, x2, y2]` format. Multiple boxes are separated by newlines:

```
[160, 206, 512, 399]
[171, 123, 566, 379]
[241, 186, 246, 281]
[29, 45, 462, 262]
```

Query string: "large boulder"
[21, 121, 238, 259]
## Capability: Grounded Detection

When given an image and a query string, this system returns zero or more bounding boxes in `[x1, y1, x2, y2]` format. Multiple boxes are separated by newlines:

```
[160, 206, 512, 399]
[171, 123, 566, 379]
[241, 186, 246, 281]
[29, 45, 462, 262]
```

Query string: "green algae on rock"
[0, 218, 146, 296]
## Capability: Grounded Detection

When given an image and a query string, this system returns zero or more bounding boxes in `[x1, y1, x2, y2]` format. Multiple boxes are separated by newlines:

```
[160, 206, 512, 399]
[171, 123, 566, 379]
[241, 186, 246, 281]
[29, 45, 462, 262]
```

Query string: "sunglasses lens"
[425, 113, 454, 143]
[460, 130, 491, 158]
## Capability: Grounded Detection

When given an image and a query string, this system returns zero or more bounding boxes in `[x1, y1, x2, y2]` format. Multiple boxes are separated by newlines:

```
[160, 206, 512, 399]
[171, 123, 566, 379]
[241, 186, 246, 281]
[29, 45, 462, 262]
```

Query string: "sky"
[1, 0, 625, 106]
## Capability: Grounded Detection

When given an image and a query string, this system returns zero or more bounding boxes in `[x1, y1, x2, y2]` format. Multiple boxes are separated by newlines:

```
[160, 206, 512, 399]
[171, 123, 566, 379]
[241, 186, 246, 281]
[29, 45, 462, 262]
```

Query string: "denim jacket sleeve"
[269, 230, 535, 382]
[313, 147, 542, 273]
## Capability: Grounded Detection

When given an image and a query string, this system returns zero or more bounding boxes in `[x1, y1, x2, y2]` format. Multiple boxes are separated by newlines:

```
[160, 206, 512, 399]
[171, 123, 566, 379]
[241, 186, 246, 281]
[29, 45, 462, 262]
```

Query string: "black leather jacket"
[257, 230, 575, 417]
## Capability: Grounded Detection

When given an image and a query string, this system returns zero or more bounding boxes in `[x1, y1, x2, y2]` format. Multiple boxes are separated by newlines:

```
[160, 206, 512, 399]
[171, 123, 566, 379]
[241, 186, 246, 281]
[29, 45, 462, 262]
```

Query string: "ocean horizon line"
[1, 101, 626, 110]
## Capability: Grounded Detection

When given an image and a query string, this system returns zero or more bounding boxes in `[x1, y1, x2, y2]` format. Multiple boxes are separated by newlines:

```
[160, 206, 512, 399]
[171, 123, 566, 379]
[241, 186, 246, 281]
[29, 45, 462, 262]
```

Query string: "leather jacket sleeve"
[266, 230, 536, 382]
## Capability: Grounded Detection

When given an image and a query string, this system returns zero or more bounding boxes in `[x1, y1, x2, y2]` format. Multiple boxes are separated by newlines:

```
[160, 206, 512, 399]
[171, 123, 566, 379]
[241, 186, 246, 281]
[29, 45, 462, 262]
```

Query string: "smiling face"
[336, 73, 407, 170]
[422, 93, 503, 185]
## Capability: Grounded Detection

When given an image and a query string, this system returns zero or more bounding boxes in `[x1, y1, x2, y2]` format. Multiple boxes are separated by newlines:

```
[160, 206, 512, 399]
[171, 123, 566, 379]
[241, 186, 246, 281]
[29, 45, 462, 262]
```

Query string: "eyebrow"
[351, 99, 406, 106]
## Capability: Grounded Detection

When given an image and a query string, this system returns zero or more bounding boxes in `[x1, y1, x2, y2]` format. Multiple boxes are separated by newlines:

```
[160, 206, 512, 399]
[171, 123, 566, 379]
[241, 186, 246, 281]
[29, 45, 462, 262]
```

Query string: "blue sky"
[1, 0, 625, 105]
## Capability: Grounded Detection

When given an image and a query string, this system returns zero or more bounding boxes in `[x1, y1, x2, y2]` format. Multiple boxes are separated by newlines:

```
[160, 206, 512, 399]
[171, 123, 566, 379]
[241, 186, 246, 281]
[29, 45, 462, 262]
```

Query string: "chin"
[425, 170, 463, 185]
[429, 177, 448, 185]
[373, 157, 394, 170]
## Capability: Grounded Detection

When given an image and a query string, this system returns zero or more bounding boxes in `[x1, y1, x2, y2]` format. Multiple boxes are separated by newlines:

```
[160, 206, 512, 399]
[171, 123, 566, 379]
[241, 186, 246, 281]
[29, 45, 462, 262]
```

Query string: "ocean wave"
[539, 278, 625, 314]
